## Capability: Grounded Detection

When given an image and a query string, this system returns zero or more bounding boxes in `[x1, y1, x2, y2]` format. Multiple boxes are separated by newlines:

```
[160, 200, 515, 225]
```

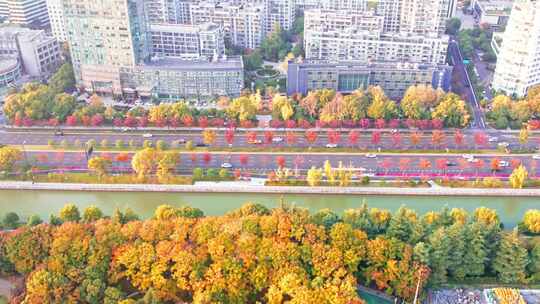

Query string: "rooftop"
[0, 57, 19, 74]
[141, 56, 244, 71]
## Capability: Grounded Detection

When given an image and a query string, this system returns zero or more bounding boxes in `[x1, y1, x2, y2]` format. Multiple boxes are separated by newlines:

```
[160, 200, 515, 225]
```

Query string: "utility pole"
[413, 270, 422, 304]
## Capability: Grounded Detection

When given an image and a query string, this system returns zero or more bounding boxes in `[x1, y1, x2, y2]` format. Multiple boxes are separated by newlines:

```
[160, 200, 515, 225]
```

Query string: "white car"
[221, 162, 233, 169]
[467, 158, 479, 163]
[488, 136, 498, 142]
[498, 161, 509, 167]
[365, 153, 377, 158]
[272, 137, 283, 143]
[498, 142, 510, 148]
[533, 155, 540, 160]
[326, 143, 338, 148]
[462, 154, 474, 159]
[142, 133, 153, 138]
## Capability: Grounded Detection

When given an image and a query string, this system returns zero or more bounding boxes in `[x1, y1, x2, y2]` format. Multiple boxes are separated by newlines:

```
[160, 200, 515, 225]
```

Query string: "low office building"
[287, 61, 452, 99]
[0, 56, 20, 91]
[0, 27, 62, 79]
[149, 23, 225, 60]
[471, 0, 513, 30]
[80, 56, 244, 101]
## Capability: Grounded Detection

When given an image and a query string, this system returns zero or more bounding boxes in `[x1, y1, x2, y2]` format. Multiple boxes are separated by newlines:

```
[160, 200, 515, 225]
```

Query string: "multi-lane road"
[1, 128, 538, 151]
[23, 149, 540, 179]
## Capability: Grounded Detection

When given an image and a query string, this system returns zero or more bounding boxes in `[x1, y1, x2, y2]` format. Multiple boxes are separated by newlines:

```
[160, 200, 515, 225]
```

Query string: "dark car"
[196, 143, 208, 147]
[54, 130, 64, 136]
[446, 161, 457, 167]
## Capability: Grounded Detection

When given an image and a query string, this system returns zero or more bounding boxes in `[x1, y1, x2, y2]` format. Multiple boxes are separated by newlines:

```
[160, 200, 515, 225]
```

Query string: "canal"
[0, 190, 537, 228]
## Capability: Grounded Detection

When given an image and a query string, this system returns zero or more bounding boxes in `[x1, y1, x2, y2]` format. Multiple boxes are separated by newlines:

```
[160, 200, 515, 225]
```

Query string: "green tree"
[528, 243, 540, 282]
[311, 208, 340, 229]
[463, 223, 488, 277]
[49, 63, 76, 93]
[52, 93, 77, 121]
[413, 242, 430, 265]
[59, 203, 81, 222]
[428, 227, 452, 284]
[386, 206, 419, 243]
[492, 229, 529, 283]
[447, 223, 467, 280]
[243, 50, 263, 71]
[260, 24, 289, 61]
[445, 18, 461, 35]
[193, 167, 204, 180]
[156, 152, 179, 182]
[2, 212, 20, 229]
[26, 215, 43, 227]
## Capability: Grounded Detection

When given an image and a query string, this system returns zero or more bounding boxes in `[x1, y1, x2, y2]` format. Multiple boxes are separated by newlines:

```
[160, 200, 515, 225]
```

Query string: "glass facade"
[338, 73, 369, 91]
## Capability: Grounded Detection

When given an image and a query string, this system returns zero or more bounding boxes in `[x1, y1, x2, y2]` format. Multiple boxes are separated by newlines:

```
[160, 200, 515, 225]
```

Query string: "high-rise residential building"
[266, 0, 296, 33]
[46, 0, 67, 42]
[190, 2, 266, 49]
[296, 0, 366, 10]
[291, 1, 453, 98]
[304, 9, 448, 65]
[0, 27, 62, 78]
[0, 0, 49, 28]
[149, 23, 225, 60]
[145, 0, 193, 24]
[376, 0, 455, 35]
[492, 0, 540, 97]
[63, 0, 243, 100]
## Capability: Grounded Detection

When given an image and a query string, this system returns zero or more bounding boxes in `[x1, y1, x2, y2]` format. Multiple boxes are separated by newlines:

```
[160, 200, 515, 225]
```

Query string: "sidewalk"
[2, 180, 540, 197]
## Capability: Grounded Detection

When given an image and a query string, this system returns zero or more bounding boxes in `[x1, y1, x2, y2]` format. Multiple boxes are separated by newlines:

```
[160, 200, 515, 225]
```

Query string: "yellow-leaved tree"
[523, 210, 540, 233]
[509, 165, 528, 189]
[306, 166, 323, 186]
[131, 148, 157, 180]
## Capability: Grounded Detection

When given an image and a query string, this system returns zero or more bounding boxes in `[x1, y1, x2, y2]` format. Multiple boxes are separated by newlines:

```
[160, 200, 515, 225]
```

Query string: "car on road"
[533, 155, 540, 160]
[221, 162, 233, 169]
[177, 138, 186, 144]
[325, 143, 338, 148]
[121, 127, 129, 132]
[142, 133, 153, 138]
[498, 142, 510, 148]
[498, 161, 509, 167]
[272, 137, 283, 143]
[462, 154, 474, 159]
[54, 130, 64, 136]
[195, 143, 208, 147]
[390, 129, 398, 133]
[248, 139, 263, 144]
[365, 153, 377, 158]
[467, 157, 479, 163]
[446, 161, 457, 166]
[488, 136, 498, 142]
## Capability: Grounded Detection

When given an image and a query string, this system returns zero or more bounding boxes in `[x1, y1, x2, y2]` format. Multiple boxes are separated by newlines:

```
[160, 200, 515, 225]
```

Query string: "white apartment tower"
[0, 0, 49, 28]
[46, 0, 67, 42]
[492, 0, 540, 97]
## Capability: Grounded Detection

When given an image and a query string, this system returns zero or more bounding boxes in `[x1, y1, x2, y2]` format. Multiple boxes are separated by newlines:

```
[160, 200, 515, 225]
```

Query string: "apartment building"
[471, 0, 513, 30]
[149, 23, 225, 60]
[304, 9, 448, 65]
[0, 0, 49, 28]
[0, 27, 62, 78]
[190, 2, 266, 49]
[63, 0, 243, 100]
[296, 0, 367, 10]
[492, 0, 540, 97]
[46, 0, 67, 42]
